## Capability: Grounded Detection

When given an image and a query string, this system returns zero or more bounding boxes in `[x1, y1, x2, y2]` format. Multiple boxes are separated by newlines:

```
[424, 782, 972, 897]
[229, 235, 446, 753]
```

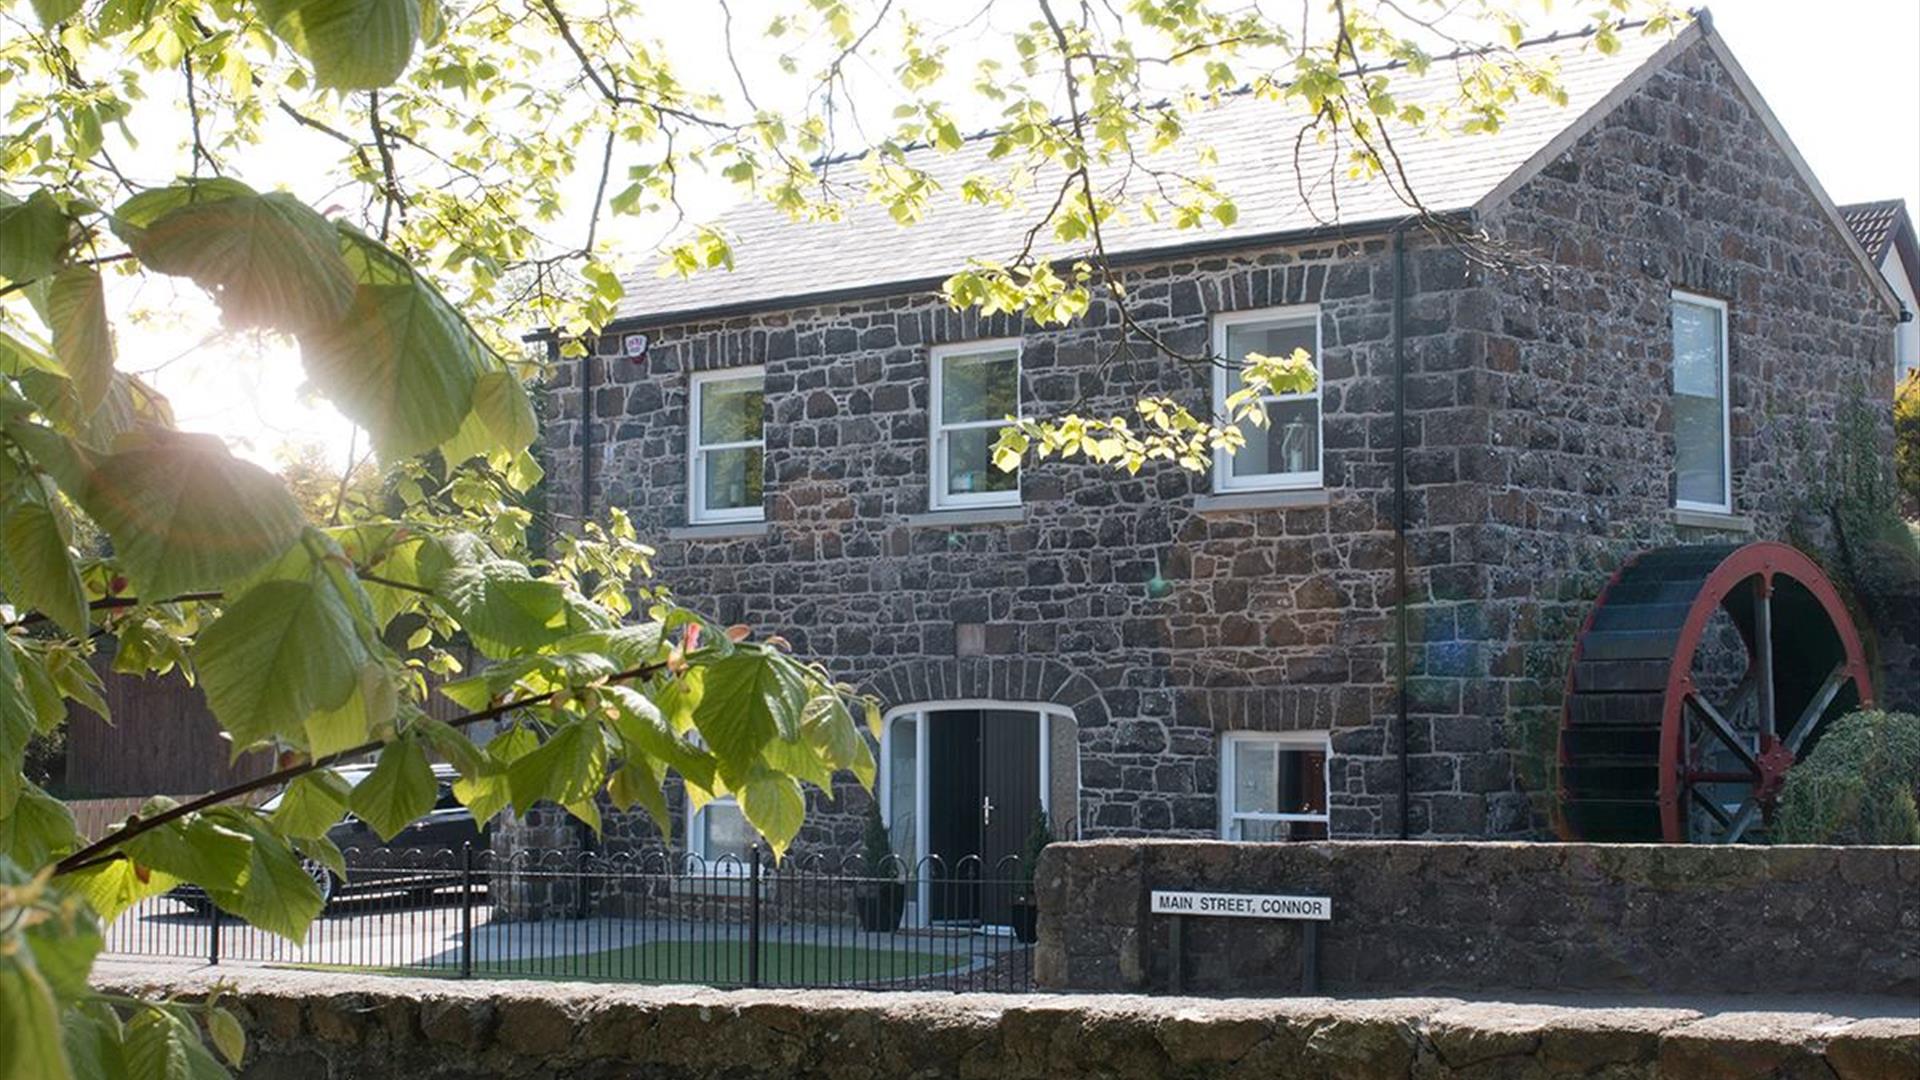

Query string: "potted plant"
[1009, 811, 1052, 944]
[852, 799, 906, 932]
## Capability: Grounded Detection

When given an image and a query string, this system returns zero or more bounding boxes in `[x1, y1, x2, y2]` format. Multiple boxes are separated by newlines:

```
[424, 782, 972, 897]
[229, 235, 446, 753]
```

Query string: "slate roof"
[1838, 199, 1911, 264]
[614, 23, 1683, 326]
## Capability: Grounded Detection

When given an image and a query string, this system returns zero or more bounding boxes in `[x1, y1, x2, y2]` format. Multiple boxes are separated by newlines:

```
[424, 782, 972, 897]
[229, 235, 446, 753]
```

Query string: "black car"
[171, 763, 487, 912]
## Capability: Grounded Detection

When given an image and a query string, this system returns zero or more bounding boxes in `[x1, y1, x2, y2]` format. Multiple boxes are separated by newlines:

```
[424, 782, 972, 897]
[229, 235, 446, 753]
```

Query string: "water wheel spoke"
[1782, 663, 1849, 755]
[1752, 578, 1775, 742]
[1723, 797, 1763, 843]
[1688, 787, 1735, 831]
[1684, 692, 1762, 776]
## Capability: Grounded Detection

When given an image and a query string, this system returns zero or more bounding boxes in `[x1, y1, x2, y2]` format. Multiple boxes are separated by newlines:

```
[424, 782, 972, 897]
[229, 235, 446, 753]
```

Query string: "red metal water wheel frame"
[1558, 542, 1874, 843]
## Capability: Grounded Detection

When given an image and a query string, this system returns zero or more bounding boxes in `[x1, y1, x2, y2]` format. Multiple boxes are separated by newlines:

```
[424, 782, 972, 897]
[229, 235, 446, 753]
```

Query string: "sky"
[106, 0, 1920, 472]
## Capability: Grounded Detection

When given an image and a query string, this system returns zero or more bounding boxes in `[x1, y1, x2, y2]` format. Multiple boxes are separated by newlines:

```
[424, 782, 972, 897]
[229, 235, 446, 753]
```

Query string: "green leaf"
[606, 757, 669, 835]
[66, 858, 179, 924]
[62, 1002, 126, 1080]
[441, 368, 536, 464]
[255, 0, 422, 90]
[0, 782, 80, 866]
[0, 325, 62, 378]
[23, 902, 102, 1000]
[28, 0, 83, 24]
[0, 946, 73, 1080]
[302, 662, 396, 757]
[553, 623, 665, 669]
[124, 1006, 231, 1080]
[439, 651, 618, 712]
[193, 574, 373, 750]
[0, 189, 69, 280]
[118, 809, 255, 893]
[114, 182, 354, 334]
[205, 1008, 245, 1068]
[45, 266, 113, 413]
[199, 810, 323, 940]
[293, 832, 346, 880]
[452, 725, 531, 826]
[602, 684, 714, 791]
[348, 738, 435, 841]
[81, 433, 306, 599]
[0, 420, 93, 499]
[739, 771, 804, 860]
[0, 634, 34, 817]
[270, 771, 352, 838]
[433, 559, 609, 657]
[691, 650, 809, 786]
[0, 475, 90, 637]
[11, 370, 173, 456]
[506, 719, 606, 816]
[299, 227, 485, 458]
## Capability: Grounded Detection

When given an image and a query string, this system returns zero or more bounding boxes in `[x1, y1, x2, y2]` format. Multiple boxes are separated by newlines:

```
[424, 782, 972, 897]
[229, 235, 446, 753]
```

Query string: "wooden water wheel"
[1558, 542, 1873, 843]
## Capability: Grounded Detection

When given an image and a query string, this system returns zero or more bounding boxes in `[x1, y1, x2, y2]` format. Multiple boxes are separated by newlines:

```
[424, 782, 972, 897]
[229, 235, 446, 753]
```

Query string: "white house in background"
[1840, 200, 1920, 385]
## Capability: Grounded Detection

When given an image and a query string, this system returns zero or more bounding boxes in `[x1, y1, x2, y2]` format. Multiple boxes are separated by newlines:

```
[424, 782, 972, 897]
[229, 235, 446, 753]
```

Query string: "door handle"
[982, 796, 994, 827]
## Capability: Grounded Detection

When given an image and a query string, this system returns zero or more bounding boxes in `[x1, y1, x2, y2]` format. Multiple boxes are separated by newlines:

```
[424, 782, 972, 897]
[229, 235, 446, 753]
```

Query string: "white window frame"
[687, 796, 753, 876]
[687, 365, 766, 524]
[1670, 290, 1732, 514]
[1218, 730, 1332, 841]
[929, 339, 1022, 510]
[1210, 305, 1324, 493]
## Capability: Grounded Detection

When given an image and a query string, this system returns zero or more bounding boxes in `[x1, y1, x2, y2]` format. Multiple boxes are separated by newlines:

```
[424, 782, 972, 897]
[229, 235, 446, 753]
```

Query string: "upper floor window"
[1219, 731, 1330, 841]
[1671, 291, 1730, 513]
[930, 340, 1021, 509]
[1212, 306, 1322, 492]
[688, 366, 764, 524]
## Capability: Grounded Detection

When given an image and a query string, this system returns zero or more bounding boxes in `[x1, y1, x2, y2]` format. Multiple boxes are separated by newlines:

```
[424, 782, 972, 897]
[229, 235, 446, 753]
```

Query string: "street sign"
[1150, 890, 1331, 921]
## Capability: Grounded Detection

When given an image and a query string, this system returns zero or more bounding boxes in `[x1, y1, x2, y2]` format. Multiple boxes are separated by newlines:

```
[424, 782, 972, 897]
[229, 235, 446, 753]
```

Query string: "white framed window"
[1211, 306, 1323, 492]
[688, 366, 765, 524]
[929, 340, 1021, 509]
[688, 797, 755, 875]
[1671, 291, 1731, 513]
[1219, 731, 1330, 841]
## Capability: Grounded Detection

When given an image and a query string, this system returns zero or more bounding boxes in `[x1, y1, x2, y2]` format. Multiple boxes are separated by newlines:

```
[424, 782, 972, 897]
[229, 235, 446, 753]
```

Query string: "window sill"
[1194, 489, 1331, 514]
[667, 520, 768, 541]
[904, 505, 1025, 528]
[1668, 507, 1753, 533]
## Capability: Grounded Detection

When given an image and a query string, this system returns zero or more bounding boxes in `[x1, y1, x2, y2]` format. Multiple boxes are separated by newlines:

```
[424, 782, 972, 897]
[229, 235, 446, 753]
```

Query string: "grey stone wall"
[1035, 840, 1920, 997]
[535, 33, 1899, 852]
[1467, 37, 1900, 831]
[545, 234, 1458, 851]
[91, 961, 1920, 1080]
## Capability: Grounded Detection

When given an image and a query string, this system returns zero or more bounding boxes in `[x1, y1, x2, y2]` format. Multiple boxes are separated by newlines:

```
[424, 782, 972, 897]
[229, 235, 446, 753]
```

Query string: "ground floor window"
[1219, 731, 1330, 841]
[689, 797, 754, 872]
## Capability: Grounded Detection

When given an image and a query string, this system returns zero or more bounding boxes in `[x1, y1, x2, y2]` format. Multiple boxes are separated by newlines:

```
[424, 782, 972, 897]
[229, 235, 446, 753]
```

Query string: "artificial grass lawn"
[290, 938, 968, 986]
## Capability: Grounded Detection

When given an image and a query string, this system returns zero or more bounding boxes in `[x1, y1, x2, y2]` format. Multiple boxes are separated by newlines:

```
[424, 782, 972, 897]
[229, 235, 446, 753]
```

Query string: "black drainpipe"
[578, 341, 595, 525]
[1391, 222, 1412, 840]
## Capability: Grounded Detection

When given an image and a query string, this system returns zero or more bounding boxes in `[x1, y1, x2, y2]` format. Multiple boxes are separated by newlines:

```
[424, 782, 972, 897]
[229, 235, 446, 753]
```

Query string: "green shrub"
[1773, 710, 1920, 844]
[860, 798, 897, 878]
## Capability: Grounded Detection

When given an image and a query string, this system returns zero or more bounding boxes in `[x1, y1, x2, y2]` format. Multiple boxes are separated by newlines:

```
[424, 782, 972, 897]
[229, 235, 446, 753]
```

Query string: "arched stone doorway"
[880, 700, 1078, 926]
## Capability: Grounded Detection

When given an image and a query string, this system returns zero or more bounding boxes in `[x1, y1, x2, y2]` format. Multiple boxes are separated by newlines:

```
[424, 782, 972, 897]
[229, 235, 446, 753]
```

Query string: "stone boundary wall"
[91, 961, 1920, 1080]
[1034, 840, 1920, 997]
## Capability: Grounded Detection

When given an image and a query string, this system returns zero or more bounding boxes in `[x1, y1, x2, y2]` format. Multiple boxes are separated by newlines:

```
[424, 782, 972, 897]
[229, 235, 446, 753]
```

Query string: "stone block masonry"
[91, 960, 1920, 1080]
[534, 30, 1901, 854]
[1035, 841, 1920, 999]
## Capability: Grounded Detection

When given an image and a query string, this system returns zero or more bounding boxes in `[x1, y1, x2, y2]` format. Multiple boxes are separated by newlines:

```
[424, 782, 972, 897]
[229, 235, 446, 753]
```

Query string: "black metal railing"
[102, 845, 1040, 993]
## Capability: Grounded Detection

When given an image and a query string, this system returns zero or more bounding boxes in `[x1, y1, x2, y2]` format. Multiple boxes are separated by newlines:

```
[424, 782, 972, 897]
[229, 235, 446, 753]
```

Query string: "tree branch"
[50, 658, 670, 876]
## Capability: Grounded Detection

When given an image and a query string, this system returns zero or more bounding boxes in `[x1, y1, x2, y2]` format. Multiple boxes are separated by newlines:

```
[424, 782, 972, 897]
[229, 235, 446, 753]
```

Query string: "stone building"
[533, 14, 1902, 873]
